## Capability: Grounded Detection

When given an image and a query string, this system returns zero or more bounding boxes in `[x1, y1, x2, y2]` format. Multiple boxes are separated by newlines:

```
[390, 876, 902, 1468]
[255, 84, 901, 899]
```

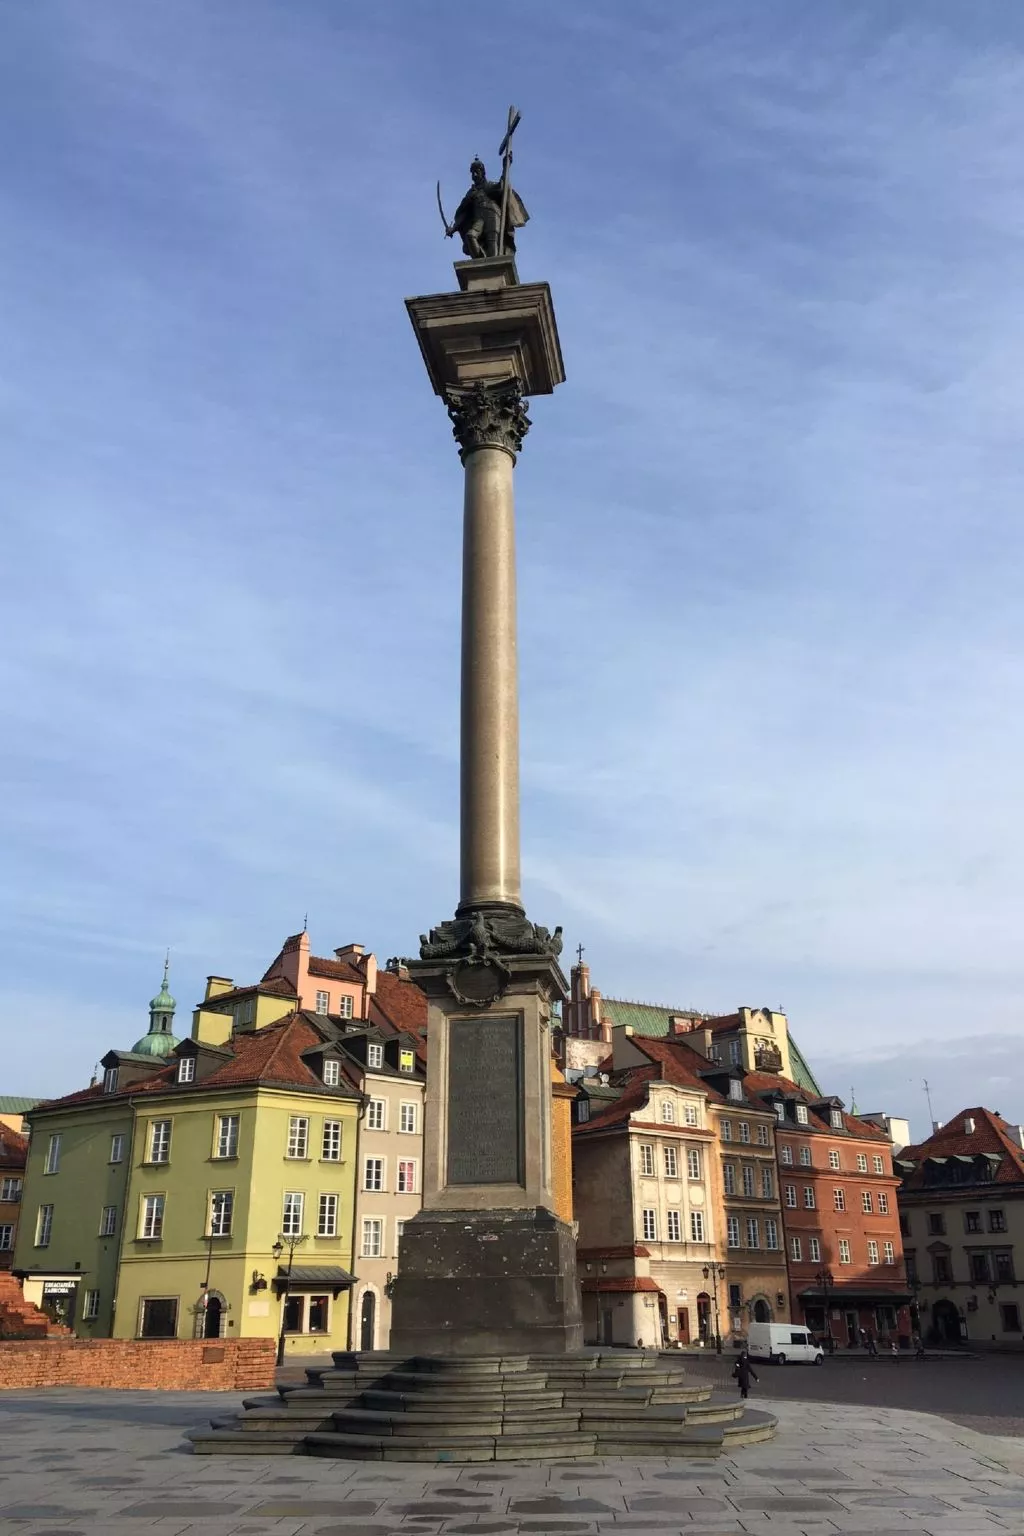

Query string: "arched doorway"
[696, 1292, 711, 1344]
[752, 1298, 771, 1323]
[203, 1294, 223, 1339]
[360, 1290, 376, 1352]
[931, 1299, 961, 1346]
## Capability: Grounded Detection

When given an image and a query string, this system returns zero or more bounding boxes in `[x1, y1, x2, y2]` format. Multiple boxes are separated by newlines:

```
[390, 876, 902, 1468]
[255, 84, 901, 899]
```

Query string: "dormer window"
[323, 1059, 341, 1087]
[177, 1057, 195, 1084]
[728, 1079, 743, 1102]
[367, 1043, 383, 1069]
[660, 1100, 675, 1124]
[795, 1103, 809, 1125]
[315, 990, 330, 1016]
[399, 1049, 415, 1074]
[829, 1108, 843, 1130]
[773, 1101, 785, 1119]
[103, 1067, 118, 1094]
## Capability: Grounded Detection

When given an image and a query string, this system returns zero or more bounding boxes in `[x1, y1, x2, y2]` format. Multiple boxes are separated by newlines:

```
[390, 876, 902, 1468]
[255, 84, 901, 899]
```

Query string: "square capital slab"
[406, 274, 565, 398]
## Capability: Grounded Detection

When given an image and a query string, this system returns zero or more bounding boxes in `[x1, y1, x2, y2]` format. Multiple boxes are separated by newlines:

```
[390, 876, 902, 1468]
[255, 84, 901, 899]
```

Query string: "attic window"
[323, 1059, 341, 1087]
[830, 1108, 843, 1129]
[367, 1043, 384, 1069]
[795, 1103, 809, 1125]
[177, 1057, 195, 1084]
[577, 1099, 590, 1123]
[315, 990, 330, 1016]
[399, 1049, 415, 1074]
[338, 995, 354, 1020]
[728, 1080, 743, 1102]
[964, 1116, 975, 1134]
[103, 1067, 118, 1094]
[773, 1101, 785, 1119]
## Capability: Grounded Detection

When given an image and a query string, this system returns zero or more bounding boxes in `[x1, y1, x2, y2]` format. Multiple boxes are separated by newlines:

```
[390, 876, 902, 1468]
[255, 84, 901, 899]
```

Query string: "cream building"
[898, 1107, 1024, 1351]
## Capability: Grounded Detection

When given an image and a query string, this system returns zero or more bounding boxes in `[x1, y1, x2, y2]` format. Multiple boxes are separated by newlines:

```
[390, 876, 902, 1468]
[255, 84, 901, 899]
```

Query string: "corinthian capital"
[445, 380, 531, 462]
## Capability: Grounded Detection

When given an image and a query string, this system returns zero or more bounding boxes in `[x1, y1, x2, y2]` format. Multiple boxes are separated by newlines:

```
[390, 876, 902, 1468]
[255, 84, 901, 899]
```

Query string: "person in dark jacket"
[732, 1349, 759, 1400]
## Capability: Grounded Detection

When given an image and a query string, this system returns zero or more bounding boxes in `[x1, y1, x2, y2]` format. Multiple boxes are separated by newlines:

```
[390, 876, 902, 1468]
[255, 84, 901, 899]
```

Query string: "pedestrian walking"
[890, 1340, 900, 1363]
[866, 1333, 878, 1357]
[732, 1349, 759, 1400]
[913, 1331, 925, 1360]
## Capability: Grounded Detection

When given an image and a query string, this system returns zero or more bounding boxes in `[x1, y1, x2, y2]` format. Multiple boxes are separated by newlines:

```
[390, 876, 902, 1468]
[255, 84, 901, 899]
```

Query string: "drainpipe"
[110, 1096, 141, 1338]
[346, 1092, 369, 1352]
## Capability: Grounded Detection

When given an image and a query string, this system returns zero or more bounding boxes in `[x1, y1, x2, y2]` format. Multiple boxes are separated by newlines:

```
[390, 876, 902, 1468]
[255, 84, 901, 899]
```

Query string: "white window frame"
[282, 1191, 304, 1237]
[838, 1238, 851, 1265]
[799, 1145, 811, 1166]
[44, 1135, 62, 1175]
[795, 1103, 809, 1125]
[399, 1048, 415, 1074]
[780, 1144, 793, 1165]
[139, 1194, 164, 1240]
[784, 1183, 797, 1208]
[873, 1154, 885, 1175]
[364, 1156, 384, 1192]
[177, 1056, 195, 1084]
[727, 1215, 741, 1248]
[103, 1066, 118, 1094]
[287, 1116, 310, 1159]
[82, 1288, 100, 1321]
[862, 1190, 873, 1213]
[765, 1218, 779, 1250]
[318, 1192, 339, 1237]
[720, 1119, 732, 1141]
[856, 1153, 868, 1172]
[361, 1216, 383, 1257]
[35, 1204, 53, 1247]
[803, 1185, 815, 1209]
[834, 1187, 846, 1212]
[99, 1205, 117, 1237]
[687, 1147, 701, 1180]
[830, 1108, 843, 1129]
[683, 1102, 698, 1126]
[690, 1209, 705, 1243]
[208, 1190, 233, 1237]
[666, 1209, 682, 1242]
[639, 1144, 654, 1177]
[828, 1149, 841, 1170]
[397, 1158, 417, 1194]
[399, 1101, 418, 1134]
[321, 1119, 342, 1161]
[761, 1166, 773, 1198]
[878, 1192, 889, 1214]
[338, 994, 354, 1020]
[739, 1121, 750, 1143]
[745, 1216, 759, 1247]
[790, 1235, 802, 1261]
[756, 1123, 769, 1145]
[729, 1039, 741, 1065]
[659, 1100, 675, 1124]
[809, 1237, 821, 1262]
[742, 1166, 755, 1197]
[109, 1134, 125, 1164]
[315, 990, 330, 1016]
[0, 1177, 22, 1202]
[867, 1240, 879, 1265]
[323, 1058, 341, 1087]
[148, 1120, 171, 1165]
[216, 1114, 239, 1159]
[883, 1241, 895, 1265]
[366, 1098, 386, 1131]
[723, 1163, 735, 1195]
[367, 1042, 384, 1069]
[642, 1208, 657, 1241]
[664, 1145, 678, 1178]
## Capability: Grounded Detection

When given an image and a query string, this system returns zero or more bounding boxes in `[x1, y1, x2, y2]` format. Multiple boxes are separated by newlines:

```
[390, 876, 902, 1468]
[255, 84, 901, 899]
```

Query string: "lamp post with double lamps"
[272, 1233, 308, 1367]
[815, 1266, 835, 1354]
[702, 1263, 726, 1354]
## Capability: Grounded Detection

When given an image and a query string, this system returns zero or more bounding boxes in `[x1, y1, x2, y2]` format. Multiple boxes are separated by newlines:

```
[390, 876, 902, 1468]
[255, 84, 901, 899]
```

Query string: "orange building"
[0, 1128, 28, 1271]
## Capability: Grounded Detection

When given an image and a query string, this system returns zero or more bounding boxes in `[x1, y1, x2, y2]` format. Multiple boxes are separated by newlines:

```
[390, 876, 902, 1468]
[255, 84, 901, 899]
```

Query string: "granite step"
[188, 1428, 306, 1456]
[304, 1430, 597, 1463]
[722, 1407, 777, 1445]
[359, 1388, 565, 1412]
[329, 1407, 581, 1436]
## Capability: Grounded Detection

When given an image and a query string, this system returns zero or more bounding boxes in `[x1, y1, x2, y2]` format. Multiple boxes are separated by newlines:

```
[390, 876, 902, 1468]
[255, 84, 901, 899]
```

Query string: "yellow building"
[15, 963, 363, 1355]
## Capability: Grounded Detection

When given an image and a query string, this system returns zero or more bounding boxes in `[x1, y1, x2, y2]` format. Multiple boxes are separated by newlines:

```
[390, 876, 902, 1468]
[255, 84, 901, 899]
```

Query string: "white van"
[747, 1322, 824, 1365]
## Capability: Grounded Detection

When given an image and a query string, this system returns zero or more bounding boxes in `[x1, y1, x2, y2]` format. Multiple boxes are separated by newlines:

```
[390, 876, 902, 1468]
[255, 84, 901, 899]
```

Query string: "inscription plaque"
[446, 1014, 523, 1185]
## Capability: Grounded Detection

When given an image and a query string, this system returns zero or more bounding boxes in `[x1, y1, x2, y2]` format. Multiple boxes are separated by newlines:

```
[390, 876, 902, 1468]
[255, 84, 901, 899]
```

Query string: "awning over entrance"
[274, 1265, 356, 1296]
[580, 1277, 662, 1294]
[798, 1286, 911, 1306]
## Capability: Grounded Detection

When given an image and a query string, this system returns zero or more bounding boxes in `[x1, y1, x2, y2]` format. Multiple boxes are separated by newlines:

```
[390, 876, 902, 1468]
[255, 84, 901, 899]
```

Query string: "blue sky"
[2, 2, 1022, 1135]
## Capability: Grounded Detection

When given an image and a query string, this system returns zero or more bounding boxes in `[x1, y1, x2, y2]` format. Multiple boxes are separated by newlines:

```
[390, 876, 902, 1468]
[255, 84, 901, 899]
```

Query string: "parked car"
[747, 1322, 824, 1365]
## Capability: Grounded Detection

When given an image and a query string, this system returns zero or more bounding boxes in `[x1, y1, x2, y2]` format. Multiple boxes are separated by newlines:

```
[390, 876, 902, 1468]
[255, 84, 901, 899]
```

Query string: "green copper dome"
[132, 953, 180, 1057]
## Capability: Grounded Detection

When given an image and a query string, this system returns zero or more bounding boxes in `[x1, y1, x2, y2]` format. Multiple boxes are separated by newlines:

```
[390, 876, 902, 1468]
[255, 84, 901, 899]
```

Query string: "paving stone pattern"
[0, 1388, 1022, 1534]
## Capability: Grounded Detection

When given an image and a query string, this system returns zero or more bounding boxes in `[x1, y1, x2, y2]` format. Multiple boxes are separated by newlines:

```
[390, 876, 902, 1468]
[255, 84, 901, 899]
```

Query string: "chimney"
[335, 944, 364, 962]
[932, 1120, 943, 1133]
[205, 976, 234, 1000]
[362, 952, 378, 995]
[964, 1116, 975, 1134]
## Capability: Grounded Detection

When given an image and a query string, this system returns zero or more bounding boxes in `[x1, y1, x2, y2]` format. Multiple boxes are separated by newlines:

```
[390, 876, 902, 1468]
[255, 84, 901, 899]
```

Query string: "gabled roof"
[308, 955, 365, 984]
[0, 1130, 28, 1168]
[0, 1097, 40, 1114]
[199, 977, 297, 1009]
[374, 969, 428, 1038]
[739, 1070, 888, 1141]
[624, 1037, 727, 1103]
[574, 1067, 657, 1134]
[900, 1107, 1024, 1188]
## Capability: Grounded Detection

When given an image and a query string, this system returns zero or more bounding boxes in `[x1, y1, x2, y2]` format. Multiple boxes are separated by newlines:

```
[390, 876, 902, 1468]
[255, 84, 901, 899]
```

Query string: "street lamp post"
[702, 1263, 726, 1354]
[272, 1233, 308, 1367]
[815, 1267, 835, 1354]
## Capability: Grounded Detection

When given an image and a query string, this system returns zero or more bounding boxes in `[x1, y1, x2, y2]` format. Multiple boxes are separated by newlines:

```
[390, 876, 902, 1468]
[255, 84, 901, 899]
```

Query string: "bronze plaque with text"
[446, 1015, 523, 1185]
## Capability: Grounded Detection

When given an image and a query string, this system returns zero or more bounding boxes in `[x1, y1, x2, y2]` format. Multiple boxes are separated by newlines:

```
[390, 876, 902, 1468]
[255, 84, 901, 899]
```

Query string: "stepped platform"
[188, 1349, 775, 1461]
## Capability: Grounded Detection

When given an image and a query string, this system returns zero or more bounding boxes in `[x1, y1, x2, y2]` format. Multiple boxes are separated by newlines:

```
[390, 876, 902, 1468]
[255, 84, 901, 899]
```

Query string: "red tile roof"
[577, 1244, 650, 1261]
[574, 1068, 657, 1134]
[308, 956, 365, 984]
[625, 1037, 728, 1102]
[901, 1107, 1024, 1187]
[201, 977, 298, 1008]
[0, 1131, 28, 1169]
[374, 970, 428, 1039]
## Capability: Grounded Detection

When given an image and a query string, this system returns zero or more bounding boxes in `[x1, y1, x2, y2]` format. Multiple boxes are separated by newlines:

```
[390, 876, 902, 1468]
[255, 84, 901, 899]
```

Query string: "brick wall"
[0, 1337, 275, 1391]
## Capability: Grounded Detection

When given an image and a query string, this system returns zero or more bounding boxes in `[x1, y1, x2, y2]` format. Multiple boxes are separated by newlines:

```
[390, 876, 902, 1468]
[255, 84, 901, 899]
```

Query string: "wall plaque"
[446, 1014, 523, 1185]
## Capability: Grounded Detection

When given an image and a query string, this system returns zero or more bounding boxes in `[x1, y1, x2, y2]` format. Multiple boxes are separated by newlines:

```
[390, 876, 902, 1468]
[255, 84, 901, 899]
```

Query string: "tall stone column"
[389, 255, 582, 1356]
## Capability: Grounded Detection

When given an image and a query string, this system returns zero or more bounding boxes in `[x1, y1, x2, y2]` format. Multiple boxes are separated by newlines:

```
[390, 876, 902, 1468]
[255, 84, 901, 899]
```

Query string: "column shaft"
[459, 445, 521, 911]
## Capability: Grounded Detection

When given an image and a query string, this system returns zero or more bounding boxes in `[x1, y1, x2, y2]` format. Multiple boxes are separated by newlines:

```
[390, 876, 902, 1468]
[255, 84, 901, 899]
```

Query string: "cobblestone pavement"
[2, 1389, 1024, 1535]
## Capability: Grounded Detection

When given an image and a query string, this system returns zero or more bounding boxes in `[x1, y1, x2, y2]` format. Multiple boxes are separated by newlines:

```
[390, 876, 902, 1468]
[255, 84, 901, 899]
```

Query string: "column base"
[389, 1207, 584, 1357]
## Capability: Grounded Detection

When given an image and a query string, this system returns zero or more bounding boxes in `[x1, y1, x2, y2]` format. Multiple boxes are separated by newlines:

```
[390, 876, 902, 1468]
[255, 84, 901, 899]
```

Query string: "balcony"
[753, 1045, 783, 1073]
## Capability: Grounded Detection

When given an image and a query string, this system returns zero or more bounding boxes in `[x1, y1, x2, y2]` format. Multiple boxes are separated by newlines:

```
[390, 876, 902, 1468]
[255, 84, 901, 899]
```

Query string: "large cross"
[576, 942, 585, 965]
[497, 105, 522, 257]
